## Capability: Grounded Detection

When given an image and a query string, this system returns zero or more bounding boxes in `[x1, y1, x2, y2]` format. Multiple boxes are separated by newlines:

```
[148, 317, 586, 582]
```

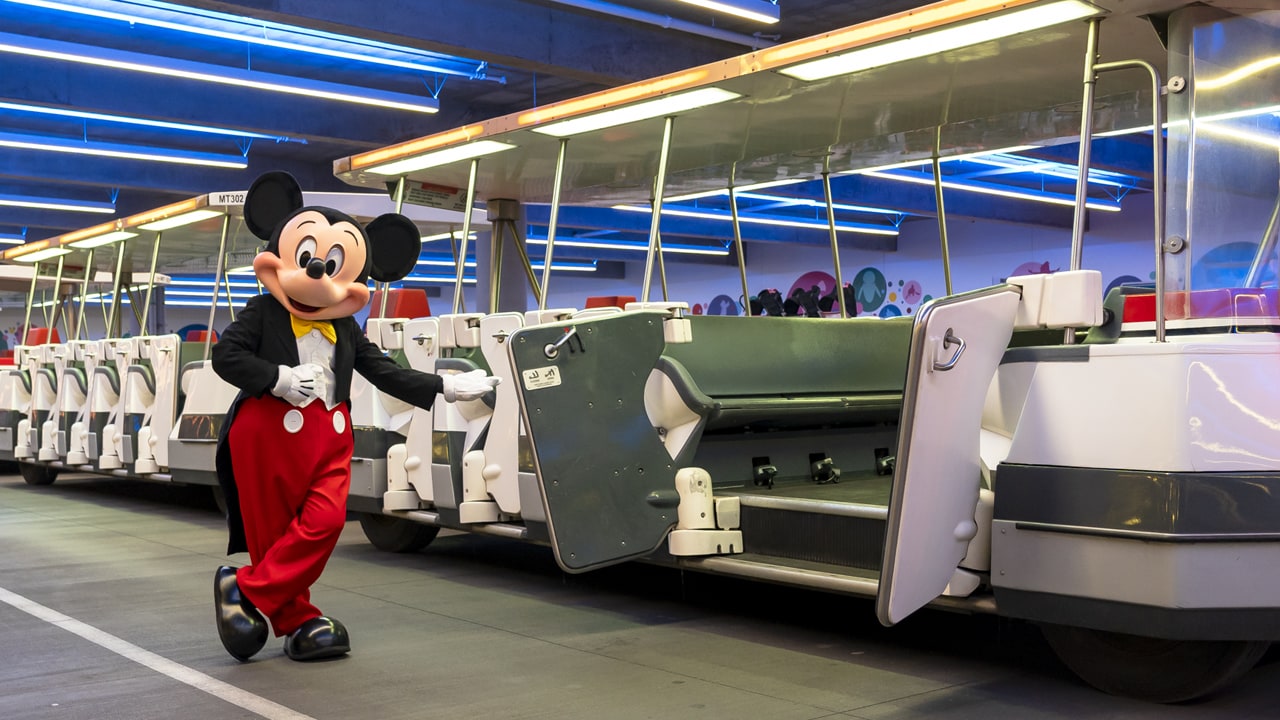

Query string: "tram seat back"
[658, 315, 913, 434]
[370, 288, 430, 320]
[23, 327, 60, 345]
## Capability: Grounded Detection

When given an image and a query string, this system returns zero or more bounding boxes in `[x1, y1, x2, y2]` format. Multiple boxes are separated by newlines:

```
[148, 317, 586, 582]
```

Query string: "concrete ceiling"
[0, 0, 938, 243]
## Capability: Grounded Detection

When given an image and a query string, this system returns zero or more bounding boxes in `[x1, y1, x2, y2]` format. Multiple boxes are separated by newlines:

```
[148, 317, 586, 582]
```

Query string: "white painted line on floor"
[0, 585, 317, 720]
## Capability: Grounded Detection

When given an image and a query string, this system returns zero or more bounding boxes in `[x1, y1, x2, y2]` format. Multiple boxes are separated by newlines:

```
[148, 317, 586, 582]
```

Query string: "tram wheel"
[1041, 624, 1269, 703]
[358, 512, 440, 553]
[18, 462, 58, 486]
[211, 486, 228, 515]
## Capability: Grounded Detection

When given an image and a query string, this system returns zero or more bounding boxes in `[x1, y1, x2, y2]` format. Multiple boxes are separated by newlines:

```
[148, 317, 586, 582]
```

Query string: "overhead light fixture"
[402, 274, 478, 285]
[526, 236, 730, 256]
[0, 229, 26, 244]
[0, 31, 439, 113]
[0, 130, 248, 168]
[672, 0, 778, 24]
[777, 0, 1100, 82]
[421, 231, 478, 242]
[0, 101, 289, 141]
[363, 140, 516, 176]
[612, 204, 900, 235]
[2, 0, 495, 80]
[137, 208, 224, 231]
[0, 192, 116, 214]
[417, 257, 478, 268]
[733, 192, 904, 216]
[530, 88, 741, 137]
[860, 169, 1122, 212]
[67, 230, 138, 248]
[665, 178, 810, 202]
[11, 246, 72, 263]
[530, 260, 598, 273]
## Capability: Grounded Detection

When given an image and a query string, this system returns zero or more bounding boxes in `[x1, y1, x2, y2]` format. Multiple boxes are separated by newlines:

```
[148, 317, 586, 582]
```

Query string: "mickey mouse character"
[212, 172, 497, 662]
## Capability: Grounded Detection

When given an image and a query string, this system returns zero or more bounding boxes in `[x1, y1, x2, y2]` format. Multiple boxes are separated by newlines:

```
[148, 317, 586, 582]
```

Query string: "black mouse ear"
[365, 214, 420, 283]
[243, 172, 303, 240]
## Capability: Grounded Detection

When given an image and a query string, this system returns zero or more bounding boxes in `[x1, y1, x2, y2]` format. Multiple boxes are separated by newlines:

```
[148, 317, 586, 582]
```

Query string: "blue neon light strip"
[0, 101, 296, 142]
[3, 0, 497, 81]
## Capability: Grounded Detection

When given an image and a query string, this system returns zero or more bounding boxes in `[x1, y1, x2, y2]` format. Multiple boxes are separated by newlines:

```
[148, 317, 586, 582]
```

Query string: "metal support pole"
[539, 138, 569, 311]
[1065, 17, 1102, 345]
[76, 249, 94, 340]
[821, 170, 848, 318]
[1096, 58, 1167, 342]
[641, 116, 675, 303]
[727, 184, 752, 316]
[107, 240, 127, 338]
[453, 159, 480, 314]
[140, 232, 162, 335]
[204, 214, 231, 360]
[449, 230, 467, 314]
[222, 250, 237, 323]
[932, 126, 954, 297]
[508, 222, 542, 302]
[488, 222, 504, 314]
[48, 255, 66, 338]
[21, 260, 39, 344]
[1070, 18, 1102, 272]
[654, 227, 669, 302]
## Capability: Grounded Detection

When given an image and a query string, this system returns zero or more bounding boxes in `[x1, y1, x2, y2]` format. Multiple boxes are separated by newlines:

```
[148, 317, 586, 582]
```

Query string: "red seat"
[186, 330, 217, 343]
[584, 295, 636, 309]
[369, 288, 431, 319]
[24, 327, 60, 345]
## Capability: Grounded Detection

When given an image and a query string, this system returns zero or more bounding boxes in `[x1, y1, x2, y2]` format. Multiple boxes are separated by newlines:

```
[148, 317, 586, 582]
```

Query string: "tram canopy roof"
[332, 0, 1265, 207]
[0, 189, 489, 278]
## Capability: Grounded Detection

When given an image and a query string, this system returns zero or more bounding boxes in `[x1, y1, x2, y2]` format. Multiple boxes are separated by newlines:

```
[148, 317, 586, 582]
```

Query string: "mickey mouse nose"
[305, 258, 326, 279]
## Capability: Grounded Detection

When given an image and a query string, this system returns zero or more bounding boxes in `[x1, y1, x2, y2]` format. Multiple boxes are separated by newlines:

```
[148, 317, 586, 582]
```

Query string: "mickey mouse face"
[254, 210, 370, 320]
[242, 172, 422, 321]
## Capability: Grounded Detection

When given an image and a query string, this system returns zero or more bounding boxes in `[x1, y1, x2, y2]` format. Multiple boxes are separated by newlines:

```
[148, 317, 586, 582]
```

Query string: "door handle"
[932, 329, 965, 372]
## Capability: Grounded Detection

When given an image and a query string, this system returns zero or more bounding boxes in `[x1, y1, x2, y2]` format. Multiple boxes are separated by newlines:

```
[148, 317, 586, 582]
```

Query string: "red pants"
[229, 395, 352, 636]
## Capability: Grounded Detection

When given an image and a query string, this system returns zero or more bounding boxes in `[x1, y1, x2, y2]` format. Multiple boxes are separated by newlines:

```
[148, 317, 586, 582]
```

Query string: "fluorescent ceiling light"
[137, 209, 224, 231]
[961, 154, 1133, 188]
[734, 192, 903, 216]
[665, 178, 810, 202]
[530, 260, 598, 273]
[403, 274, 478, 285]
[0, 131, 248, 168]
[860, 170, 1122, 212]
[12, 247, 72, 263]
[612, 204, 900, 235]
[365, 140, 516, 176]
[0, 231, 25, 244]
[0, 31, 439, 113]
[169, 279, 261, 289]
[526, 236, 729, 256]
[0, 192, 116, 214]
[0, 101, 287, 141]
[417, 257, 478, 268]
[68, 230, 138, 248]
[779, 0, 1100, 81]
[673, 0, 778, 24]
[3, 0, 492, 80]
[421, 231, 478, 242]
[530, 88, 741, 137]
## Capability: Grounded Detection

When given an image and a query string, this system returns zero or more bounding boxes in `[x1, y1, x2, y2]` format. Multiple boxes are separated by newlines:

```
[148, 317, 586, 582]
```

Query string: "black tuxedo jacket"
[212, 293, 443, 553]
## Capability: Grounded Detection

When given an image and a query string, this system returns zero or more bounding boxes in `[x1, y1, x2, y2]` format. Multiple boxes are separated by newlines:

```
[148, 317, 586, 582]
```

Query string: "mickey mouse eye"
[324, 245, 345, 277]
[295, 237, 317, 268]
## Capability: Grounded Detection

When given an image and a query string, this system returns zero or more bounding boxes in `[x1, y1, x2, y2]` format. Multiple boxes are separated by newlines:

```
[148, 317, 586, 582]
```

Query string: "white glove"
[442, 369, 500, 403]
[272, 364, 320, 407]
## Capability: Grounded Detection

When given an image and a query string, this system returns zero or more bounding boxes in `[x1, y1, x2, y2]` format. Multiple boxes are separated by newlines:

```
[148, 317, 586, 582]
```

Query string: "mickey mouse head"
[243, 171, 420, 321]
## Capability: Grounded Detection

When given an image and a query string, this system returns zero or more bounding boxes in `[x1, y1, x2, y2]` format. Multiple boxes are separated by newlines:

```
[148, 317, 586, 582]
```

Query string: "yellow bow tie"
[290, 316, 337, 344]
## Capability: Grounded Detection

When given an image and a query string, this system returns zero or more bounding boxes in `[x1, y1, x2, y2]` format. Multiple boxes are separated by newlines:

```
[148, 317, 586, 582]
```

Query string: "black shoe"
[284, 616, 350, 661]
[214, 566, 268, 661]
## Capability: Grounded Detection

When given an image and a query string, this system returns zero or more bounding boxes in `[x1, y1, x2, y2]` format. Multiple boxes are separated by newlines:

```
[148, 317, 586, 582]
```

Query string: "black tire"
[1041, 624, 1270, 703]
[211, 486, 228, 515]
[358, 512, 440, 553]
[18, 462, 57, 486]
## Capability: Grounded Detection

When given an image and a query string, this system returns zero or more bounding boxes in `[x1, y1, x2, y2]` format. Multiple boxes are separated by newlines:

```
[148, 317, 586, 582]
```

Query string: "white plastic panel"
[478, 312, 525, 514]
[877, 286, 1019, 626]
[400, 317, 439, 502]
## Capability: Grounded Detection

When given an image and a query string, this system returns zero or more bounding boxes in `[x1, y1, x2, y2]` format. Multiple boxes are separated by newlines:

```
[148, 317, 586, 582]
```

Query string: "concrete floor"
[1, 472, 1277, 720]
